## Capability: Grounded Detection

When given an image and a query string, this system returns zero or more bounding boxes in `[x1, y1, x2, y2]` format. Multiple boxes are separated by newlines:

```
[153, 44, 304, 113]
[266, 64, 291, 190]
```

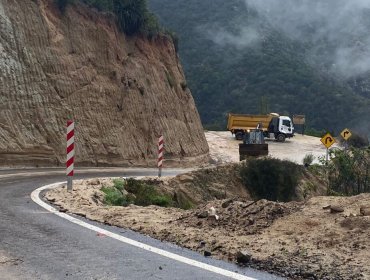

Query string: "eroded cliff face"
[0, 0, 209, 167]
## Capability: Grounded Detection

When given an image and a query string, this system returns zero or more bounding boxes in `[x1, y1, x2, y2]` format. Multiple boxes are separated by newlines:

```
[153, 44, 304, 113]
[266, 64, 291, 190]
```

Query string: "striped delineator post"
[66, 120, 75, 191]
[158, 135, 164, 177]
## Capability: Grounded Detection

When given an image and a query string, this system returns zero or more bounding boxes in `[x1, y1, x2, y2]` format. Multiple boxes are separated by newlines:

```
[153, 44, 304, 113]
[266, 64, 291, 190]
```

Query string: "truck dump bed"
[227, 113, 274, 132]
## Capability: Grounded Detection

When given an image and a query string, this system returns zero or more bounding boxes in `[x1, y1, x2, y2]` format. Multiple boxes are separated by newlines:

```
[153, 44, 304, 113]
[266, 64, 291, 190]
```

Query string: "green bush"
[150, 196, 172, 207]
[125, 178, 173, 207]
[326, 148, 370, 195]
[81, 0, 114, 11]
[240, 158, 301, 202]
[346, 132, 369, 148]
[112, 178, 124, 191]
[142, 12, 162, 38]
[112, 0, 147, 35]
[101, 178, 173, 207]
[303, 153, 314, 166]
[302, 181, 318, 199]
[101, 178, 132, 206]
[101, 186, 129, 206]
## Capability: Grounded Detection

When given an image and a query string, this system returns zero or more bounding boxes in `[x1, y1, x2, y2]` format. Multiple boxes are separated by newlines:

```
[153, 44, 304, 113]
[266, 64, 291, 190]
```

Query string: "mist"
[201, 0, 370, 79]
[203, 26, 260, 49]
[244, 0, 370, 78]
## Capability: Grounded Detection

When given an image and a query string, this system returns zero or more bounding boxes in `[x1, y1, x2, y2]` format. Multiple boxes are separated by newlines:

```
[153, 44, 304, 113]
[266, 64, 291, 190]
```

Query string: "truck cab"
[268, 116, 294, 142]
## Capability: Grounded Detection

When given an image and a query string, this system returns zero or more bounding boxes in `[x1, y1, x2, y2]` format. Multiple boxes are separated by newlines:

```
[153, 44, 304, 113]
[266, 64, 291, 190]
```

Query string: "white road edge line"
[31, 182, 259, 280]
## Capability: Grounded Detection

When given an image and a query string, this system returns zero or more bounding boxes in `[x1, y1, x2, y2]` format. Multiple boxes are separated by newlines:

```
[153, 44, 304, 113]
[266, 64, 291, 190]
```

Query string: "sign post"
[66, 120, 75, 191]
[320, 133, 335, 164]
[340, 128, 352, 150]
[158, 135, 164, 178]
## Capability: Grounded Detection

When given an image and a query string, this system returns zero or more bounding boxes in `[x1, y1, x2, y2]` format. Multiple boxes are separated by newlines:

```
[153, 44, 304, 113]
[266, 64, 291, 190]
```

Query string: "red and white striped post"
[158, 135, 164, 177]
[66, 120, 75, 191]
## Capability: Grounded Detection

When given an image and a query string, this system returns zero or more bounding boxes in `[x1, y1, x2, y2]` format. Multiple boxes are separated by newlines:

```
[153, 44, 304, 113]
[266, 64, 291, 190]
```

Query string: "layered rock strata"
[0, 0, 209, 167]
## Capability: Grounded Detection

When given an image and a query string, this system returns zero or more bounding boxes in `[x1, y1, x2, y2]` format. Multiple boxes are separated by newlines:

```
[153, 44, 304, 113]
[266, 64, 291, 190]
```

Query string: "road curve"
[0, 168, 282, 280]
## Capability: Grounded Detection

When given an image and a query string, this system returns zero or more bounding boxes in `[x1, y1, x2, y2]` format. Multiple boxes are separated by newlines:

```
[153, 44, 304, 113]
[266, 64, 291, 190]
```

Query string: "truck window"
[282, 120, 291, 127]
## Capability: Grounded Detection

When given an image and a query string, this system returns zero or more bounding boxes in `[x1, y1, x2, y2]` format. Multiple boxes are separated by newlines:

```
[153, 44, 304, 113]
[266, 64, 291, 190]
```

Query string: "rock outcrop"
[0, 0, 209, 167]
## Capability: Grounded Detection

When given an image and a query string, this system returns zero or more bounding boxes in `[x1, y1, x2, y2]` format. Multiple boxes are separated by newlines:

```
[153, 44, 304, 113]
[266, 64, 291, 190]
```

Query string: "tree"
[113, 0, 147, 35]
[55, 0, 161, 36]
[326, 148, 370, 195]
[56, 0, 69, 13]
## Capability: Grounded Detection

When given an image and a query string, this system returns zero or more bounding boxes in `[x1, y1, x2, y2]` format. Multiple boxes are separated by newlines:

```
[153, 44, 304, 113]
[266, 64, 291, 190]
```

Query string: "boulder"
[204, 250, 212, 257]
[236, 250, 252, 264]
[178, 174, 194, 183]
[222, 199, 233, 208]
[89, 179, 100, 185]
[360, 206, 370, 216]
[330, 205, 344, 213]
[197, 211, 209, 219]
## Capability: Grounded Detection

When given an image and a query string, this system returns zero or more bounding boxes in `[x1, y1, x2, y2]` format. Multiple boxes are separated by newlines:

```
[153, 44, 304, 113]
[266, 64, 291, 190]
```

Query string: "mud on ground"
[205, 131, 338, 165]
[45, 172, 370, 280]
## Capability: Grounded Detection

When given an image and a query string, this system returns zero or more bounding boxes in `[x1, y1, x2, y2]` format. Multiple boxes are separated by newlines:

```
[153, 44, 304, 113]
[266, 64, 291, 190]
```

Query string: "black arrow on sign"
[325, 137, 333, 144]
[344, 131, 349, 137]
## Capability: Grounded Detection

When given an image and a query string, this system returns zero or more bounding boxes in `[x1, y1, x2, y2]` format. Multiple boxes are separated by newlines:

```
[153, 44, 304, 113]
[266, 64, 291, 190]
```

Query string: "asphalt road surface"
[0, 168, 283, 280]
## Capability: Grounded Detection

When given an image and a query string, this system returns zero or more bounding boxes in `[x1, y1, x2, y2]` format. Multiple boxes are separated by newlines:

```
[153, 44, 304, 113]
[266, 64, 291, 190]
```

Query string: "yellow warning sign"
[321, 133, 335, 149]
[340, 128, 352, 141]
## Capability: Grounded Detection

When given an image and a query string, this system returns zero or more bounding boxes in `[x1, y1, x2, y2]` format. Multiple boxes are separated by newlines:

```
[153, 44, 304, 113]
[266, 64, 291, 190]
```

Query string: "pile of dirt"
[180, 199, 302, 235]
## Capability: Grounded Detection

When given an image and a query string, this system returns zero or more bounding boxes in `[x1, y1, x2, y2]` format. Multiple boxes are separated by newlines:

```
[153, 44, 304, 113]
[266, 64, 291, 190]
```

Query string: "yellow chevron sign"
[340, 128, 352, 141]
[321, 133, 335, 149]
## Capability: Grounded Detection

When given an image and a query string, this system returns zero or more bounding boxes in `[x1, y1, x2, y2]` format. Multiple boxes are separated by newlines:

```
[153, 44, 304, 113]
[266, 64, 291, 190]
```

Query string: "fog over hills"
[244, 0, 370, 80]
[149, 0, 370, 136]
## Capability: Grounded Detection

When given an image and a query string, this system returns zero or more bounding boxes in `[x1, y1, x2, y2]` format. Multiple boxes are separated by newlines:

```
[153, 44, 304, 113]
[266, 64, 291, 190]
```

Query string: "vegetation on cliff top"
[55, 0, 162, 37]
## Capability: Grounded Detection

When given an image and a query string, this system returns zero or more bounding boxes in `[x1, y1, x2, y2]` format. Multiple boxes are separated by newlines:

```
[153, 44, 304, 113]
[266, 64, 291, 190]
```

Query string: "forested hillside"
[148, 0, 370, 135]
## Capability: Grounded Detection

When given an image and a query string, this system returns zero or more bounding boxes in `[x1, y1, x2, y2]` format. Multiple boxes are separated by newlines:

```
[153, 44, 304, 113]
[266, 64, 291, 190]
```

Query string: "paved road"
[0, 168, 282, 280]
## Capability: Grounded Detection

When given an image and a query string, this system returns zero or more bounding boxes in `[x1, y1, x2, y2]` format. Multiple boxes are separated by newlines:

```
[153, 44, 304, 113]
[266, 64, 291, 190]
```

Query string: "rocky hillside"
[0, 0, 208, 167]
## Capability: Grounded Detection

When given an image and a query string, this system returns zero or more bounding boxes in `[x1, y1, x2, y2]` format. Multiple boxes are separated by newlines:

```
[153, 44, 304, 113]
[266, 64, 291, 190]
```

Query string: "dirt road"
[205, 131, 336, 164]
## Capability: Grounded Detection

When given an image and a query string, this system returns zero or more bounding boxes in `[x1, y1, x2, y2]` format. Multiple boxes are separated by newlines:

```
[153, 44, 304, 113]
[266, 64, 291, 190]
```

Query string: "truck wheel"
[235, 132, 244, 140]
[276, 134, 286, 142]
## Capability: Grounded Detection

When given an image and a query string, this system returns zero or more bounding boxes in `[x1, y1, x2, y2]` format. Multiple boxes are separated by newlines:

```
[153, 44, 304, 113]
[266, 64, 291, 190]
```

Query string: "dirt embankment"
[46, 168, 370, 280]
[160, 164, 250, 207]
[0, 0, 208, 167]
